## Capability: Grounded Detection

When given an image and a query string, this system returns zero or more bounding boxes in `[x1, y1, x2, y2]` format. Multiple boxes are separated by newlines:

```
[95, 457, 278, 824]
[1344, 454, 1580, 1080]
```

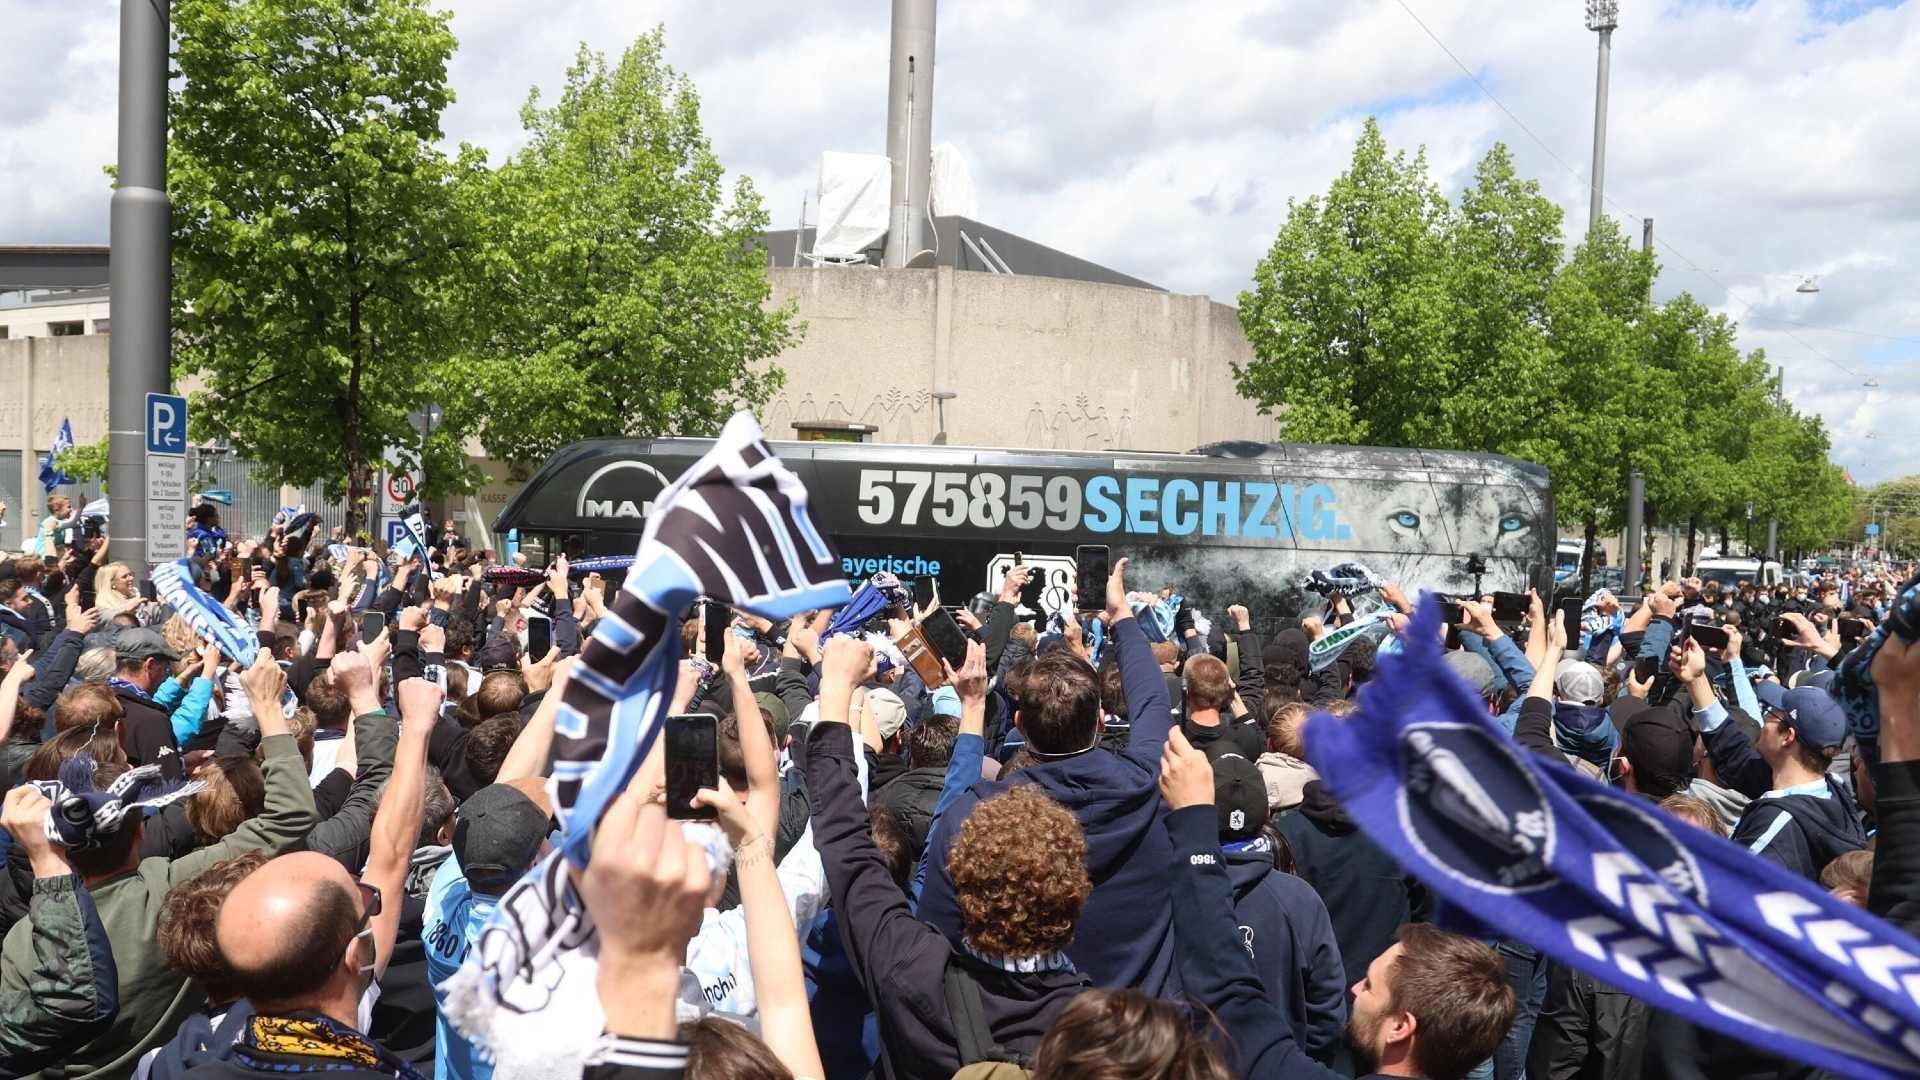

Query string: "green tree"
[1235, 118, 1456, 446]
[53, 437, 110, 487]
[168, 0, 487, 529]
[448, 31, 797, 464]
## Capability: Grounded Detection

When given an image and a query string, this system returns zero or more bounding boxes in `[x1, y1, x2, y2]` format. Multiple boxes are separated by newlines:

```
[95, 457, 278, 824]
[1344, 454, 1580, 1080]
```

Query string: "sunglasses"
[349, 881, 382, 974]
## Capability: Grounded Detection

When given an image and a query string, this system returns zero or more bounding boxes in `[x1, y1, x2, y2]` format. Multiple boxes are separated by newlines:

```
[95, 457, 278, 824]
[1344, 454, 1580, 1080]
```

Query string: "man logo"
[1229, 809, 1246, 831]
[575, 460, 669, 522]
[1400, 722, 1558, 895]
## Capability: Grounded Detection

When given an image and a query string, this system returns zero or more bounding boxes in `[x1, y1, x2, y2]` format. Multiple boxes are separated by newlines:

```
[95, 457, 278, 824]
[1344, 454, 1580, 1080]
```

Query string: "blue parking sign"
[385, 520, 411, 550]
[145, 393, 188, 455]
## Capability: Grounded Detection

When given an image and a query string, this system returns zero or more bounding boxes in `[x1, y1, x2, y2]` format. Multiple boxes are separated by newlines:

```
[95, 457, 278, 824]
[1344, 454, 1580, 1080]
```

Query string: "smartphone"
[1555, 597, 1584, 641]
[1013, 551, 1024, 567]
[358, 610, 385, 646]
[1774, 615, 1799, 639]
[1840, 617, 1871, 641]
[702, 600, 731, 664]
[664, 713, 719, 821]
[1491, 592, 1529, 620]
[1437, 595, 1467, 626]
[912, 575, 937, 611]
[1633, 654, 1661, 683]
[1075, 545, 1110, 611]
[919, 606, 971, 669]
[525, 613, 553, 660]
[1689, 623, 1730, 650]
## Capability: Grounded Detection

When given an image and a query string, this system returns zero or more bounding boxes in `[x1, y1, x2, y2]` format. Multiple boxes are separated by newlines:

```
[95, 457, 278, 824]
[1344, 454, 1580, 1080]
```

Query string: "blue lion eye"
[1391, 511, 1421, 530]
[1500, 514, 1528, 533]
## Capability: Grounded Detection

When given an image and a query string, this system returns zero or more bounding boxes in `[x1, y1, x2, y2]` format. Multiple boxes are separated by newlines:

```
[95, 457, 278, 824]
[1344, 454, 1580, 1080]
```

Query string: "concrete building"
[0, 236, 1280, 549]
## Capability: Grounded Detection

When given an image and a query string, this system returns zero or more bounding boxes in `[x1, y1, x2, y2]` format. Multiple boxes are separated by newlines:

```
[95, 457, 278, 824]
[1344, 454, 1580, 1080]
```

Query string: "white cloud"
[3, 0, 1915, 482]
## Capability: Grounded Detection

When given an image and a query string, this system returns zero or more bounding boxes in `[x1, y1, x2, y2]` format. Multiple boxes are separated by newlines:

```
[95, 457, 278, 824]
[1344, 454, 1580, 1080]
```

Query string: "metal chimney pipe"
[883, 0, 936, 268]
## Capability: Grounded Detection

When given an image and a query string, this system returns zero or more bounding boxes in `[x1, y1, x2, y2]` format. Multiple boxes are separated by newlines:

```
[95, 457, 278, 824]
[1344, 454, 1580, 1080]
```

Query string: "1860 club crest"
[1397, 722, 1557, 894]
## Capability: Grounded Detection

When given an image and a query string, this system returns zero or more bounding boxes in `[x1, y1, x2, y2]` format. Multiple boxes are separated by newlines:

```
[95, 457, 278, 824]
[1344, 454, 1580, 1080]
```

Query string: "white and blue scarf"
[444, 413, 848, 1048]
[1305, 594, 1920, 1077]
[153, 559, 259, 668]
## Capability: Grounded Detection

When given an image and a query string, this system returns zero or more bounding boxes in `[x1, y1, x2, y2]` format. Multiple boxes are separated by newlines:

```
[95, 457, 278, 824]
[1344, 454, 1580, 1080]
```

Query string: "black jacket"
[116, 683, 178, 766]
[875, 765, 946, 861]
[1275, 780, 1432, 991]
[1527, 960, 1650, 1080]
[1183, 716, 1267, 761]
[803, 721, 1088, 1080]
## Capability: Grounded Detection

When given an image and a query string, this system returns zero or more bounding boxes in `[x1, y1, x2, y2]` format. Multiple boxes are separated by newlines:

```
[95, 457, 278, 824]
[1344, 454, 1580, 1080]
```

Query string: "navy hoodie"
[1698, 703, 1866, 881]
[1275, 780, 1433, 991]
[916, 615, 1180, 995]
[1221, 837, 1349, 1063]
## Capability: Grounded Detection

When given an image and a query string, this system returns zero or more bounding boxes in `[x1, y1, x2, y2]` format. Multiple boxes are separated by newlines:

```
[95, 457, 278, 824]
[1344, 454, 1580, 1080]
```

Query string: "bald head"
[216, 851, 363, 1011]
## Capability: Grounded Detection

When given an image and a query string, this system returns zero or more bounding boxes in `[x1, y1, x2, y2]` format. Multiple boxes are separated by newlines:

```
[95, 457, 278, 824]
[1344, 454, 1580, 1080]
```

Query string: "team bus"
[494, 437, 1556, 625]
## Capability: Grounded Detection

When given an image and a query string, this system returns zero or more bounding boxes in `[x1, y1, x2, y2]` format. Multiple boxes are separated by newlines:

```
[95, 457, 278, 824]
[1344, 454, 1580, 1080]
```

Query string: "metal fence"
[7, 448, 350, 551]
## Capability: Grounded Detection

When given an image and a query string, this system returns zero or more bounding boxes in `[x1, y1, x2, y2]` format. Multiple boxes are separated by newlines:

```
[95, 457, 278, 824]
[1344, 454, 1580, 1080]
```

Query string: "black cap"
[1205, 744, 1269, 841]
[1619, 706, 1695, 793]
[453, 779, 553, 895]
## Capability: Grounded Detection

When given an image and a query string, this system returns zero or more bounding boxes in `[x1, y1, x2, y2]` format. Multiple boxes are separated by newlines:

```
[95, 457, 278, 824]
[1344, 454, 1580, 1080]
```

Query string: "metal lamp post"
[107, 0, 173, 574]
[1585, 1, 1619, 235]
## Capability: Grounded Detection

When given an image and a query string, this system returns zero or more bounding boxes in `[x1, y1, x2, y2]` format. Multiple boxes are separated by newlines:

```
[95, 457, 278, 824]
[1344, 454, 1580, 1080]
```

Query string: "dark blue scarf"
[1305, 595, 1920, 1077]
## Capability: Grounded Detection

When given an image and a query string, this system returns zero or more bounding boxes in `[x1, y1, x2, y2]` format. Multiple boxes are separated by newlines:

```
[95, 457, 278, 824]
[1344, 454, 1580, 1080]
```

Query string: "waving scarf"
[569, 555, 636, 576]
[1306, 595, 1920, 1078]
[824, 572, 909, 641]
[443, 413, 847, 1061]
[32, 755, 202, 850]
[153, 558, 260, 668]
[1307, 610, 1395, 672]
[1303, 560, 1384, 598]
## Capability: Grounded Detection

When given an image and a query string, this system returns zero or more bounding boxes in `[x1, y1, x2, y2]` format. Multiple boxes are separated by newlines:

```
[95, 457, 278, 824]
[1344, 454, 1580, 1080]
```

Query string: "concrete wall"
[758, 266, 1279, 453]
[0, 296, 113, 339]
[0, 268, 1282, 548]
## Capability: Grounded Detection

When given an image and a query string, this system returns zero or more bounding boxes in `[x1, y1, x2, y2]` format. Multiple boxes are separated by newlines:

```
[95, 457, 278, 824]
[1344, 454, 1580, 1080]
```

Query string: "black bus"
[494, 437, 1555, 625]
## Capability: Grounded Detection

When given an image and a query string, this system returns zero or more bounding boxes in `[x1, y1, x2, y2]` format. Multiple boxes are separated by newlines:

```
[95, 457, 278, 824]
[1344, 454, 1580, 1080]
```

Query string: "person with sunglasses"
[187, 676, 442, 1079]
[1672, 636, 1867, 881]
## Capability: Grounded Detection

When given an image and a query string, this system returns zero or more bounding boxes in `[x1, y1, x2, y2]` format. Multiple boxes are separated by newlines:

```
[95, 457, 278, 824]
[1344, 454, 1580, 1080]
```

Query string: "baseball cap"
[474, 637, 520, 673]
[867, 688, 908, 740]
[1205, 744, 1269, 841]
[1442, 649, 1497, 697]
[1789, 667, 1837, 692]
[753, 691, 792, 730]
[114, 627, 180, 664]
[1618, 706, 1695, 790]
[1554, 661, 1605, 707]
[454, 778, 554, 895]
[930, 686, 963, 719]
[1754, 682, 1849, 750]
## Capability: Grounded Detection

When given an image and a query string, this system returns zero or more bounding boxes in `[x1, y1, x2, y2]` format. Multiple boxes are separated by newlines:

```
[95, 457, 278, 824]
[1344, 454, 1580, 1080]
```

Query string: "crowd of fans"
[0, 495, 1915, 1080]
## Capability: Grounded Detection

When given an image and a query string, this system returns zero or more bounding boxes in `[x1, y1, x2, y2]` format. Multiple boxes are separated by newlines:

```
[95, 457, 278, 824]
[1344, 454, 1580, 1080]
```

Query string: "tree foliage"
[53, 437, 110, 487]
[168, 0, 487, 528]
[446, 32, 797, 464]
[1237, 119, 1852, 572]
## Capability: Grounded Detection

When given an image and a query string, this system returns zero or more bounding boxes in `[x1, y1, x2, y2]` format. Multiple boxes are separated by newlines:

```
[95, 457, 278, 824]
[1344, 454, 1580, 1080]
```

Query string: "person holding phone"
[802, 634, 1096, 1079]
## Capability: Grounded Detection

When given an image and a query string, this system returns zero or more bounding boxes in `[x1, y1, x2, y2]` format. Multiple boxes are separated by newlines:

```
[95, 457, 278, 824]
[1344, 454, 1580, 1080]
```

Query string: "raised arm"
[497, 659, 574, 784]
[1107, 558, 1174, 769]
[362, 677, 440, 978]
[722, 625, 781, 839]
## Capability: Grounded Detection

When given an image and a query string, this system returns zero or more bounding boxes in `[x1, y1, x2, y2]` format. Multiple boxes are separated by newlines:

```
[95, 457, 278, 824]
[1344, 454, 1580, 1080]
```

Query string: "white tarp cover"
[930, 143, 978, 220]
[812, 151, 890, 259]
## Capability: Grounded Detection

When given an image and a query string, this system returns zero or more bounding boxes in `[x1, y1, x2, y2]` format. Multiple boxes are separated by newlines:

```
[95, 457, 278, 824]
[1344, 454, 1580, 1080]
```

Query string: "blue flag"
[1304, 595, 1920, 1078]
[39, 418, 74, 493]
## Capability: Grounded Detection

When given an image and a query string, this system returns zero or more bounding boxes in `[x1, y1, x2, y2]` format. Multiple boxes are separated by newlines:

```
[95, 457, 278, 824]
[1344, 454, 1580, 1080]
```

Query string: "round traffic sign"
[387, 472, 416, 503]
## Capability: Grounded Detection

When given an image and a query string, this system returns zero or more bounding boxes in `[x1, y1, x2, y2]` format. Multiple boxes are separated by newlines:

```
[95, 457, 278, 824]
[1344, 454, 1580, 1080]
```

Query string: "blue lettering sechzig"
[853, 468, 1349, 540]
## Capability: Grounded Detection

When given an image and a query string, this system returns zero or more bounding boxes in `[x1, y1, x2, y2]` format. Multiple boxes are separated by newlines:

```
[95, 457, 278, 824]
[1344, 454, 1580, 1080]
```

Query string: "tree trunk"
[1718, 524, 1730, 558]
[1685, 517, 1698, 577]
[1579, 518, 1597, 596]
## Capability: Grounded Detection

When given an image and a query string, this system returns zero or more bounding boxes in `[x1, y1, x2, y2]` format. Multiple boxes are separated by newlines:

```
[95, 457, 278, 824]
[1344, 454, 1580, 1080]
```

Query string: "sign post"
[144, 392, 188, 563]
[377, 454, 419, 552]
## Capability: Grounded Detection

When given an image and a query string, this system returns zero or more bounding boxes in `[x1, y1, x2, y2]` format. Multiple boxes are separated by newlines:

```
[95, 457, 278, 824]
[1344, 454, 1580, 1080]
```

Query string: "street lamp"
[1585, 1, 1619, 235]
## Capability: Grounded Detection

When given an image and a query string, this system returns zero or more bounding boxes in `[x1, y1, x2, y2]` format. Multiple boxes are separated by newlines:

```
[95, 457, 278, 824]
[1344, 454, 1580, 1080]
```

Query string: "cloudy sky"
[5, 0, 1916, 482]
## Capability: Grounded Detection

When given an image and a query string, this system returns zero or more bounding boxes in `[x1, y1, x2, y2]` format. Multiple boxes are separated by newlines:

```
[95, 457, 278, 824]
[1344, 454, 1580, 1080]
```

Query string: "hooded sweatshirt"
[917, 616, 1180, 995]
[1257, 752, 1319, 812]
[1696, 701, 1867, 880]
[1551, 702, 1619, 772]
[1274, 781, 1433, 991]
[1220, 836, 1348, 1063]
